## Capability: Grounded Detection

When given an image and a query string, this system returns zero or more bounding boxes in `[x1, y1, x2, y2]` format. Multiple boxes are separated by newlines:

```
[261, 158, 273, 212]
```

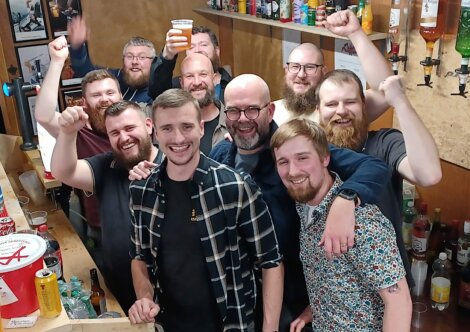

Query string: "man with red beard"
[317, 69, 442, 288]
[179, 53, 228, 154]
[274, 10, 391, 126]
[149, 25, 232, 103]
[35, 36, 122, 265]
[50, 100, 163, 313]
[210, 74, 391, 331]
[68, 16, 155, 104]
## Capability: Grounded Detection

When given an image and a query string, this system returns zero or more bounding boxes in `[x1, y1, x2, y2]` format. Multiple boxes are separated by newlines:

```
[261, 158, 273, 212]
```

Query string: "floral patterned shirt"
[296, 174, 405, 331]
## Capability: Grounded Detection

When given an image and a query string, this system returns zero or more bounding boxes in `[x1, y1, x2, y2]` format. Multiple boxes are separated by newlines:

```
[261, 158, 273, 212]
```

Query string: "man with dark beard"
[273, 10, 392, 126]
[51, 100, 163, 313]
[68, 15, 155, 104]
[179, 53, 228, 154]
[316, 69, 442, 288]
[149, 25, 232, 103]
[210, 74, 391, 331]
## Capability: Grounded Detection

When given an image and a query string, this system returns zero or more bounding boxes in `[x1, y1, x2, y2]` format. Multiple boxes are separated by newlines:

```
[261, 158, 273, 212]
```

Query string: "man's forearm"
[380, 279, 412, 332]
[131, 259, 154, 301]
[262, 264, 284, 331]
[51, 131, 79, 180]
[35, 60, 64, 137]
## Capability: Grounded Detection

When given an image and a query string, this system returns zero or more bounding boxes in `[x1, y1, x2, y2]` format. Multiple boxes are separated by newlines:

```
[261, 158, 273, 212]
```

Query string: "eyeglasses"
[286, 62, 323, 75]
[123, 54, 154, 62]
[225, 103, 270, 121]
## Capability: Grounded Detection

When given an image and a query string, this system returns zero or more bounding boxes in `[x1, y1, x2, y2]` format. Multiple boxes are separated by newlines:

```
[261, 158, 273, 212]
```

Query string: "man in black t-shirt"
[50, 100, 162, 312]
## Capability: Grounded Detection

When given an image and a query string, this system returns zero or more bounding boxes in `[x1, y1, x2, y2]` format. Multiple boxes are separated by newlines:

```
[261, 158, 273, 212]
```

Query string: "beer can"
[308, 8, 316, 26]
[35, 269, 62, 318]
[0, 216, 15, 236]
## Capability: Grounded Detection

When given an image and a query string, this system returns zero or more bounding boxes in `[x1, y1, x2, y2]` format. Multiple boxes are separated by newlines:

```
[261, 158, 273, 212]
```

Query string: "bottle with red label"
[38, 224, 64, 281]
[412, 202, 431, 260]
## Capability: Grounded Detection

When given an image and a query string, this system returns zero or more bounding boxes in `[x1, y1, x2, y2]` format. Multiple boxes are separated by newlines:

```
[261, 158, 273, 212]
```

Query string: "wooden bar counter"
[0, 154, 152, 331]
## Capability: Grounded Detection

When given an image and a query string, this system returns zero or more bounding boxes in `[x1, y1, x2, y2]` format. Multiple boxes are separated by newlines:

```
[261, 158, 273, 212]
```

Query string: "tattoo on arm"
[387, 283, 400, 294]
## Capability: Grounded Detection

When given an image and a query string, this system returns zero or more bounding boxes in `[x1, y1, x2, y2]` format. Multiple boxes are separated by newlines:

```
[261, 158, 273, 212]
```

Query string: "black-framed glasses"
[123, 54, 154, 62]
[286, 62, 323, 75]
[224, 103, 270, 121]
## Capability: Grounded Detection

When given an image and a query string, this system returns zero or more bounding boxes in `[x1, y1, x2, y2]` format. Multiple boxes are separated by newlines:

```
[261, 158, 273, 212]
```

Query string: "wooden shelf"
[194, 8, 388, 41]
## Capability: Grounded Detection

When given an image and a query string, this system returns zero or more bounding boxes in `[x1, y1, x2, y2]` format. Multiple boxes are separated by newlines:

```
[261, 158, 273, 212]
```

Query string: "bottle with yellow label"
[431, 252, 452, 311]
[361, 0, 373, 35]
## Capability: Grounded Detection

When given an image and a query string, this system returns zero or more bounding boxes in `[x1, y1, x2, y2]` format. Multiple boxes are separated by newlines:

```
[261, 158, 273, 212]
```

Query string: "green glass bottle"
[456, 0, 470, 58]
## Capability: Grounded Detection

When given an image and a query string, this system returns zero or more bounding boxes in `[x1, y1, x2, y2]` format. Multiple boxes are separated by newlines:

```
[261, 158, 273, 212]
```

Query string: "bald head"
[181, 53, 214, 76]
[225, 74, 271, 104]
[288, 43, 324, 64]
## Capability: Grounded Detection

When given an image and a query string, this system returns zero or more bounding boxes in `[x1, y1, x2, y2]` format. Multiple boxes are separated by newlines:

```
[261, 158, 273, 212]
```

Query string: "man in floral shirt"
[271, 118, 412, 331]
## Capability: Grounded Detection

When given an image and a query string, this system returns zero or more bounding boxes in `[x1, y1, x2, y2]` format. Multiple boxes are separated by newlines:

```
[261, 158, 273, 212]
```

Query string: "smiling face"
[186, 32, 220, 71]
[83, 78, 122, 135]
[154, 101, 204, 171]
[274, 135, 331, 204]
[122, 45, 154, 89]
[180, 53, 216, 108]
[224, 75, 274, 154]
[105, 107, 153, 169]
[318, 79, 368, 150]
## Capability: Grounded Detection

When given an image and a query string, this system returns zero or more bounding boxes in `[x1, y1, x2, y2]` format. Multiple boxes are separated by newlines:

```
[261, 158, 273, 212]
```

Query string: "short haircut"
[81, 69, 121, 96]
[271, 118, 330, 160]
[104, 100, 143, 120]
[123, 36, 156, 58]
[315, 69, 365, 107]
[288, 43, 324, 65]
[152, 88, 201, 122]
[192, 25, 219, 47]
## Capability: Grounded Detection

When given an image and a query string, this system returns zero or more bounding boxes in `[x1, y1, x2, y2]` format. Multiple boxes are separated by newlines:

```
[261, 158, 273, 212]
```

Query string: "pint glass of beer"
[171, 19, 193, 51]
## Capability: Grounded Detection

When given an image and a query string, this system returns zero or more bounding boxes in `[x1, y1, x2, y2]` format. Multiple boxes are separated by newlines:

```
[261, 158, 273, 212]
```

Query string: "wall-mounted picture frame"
[61, 46, 82, 86]
[46, 0, 81, 37]
[6, 0, 48, 42]
[16, 44, 51, 84]
[62, 89, 83, 108]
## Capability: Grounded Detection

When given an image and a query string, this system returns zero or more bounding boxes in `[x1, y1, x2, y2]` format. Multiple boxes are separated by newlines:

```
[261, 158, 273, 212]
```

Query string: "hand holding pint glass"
[167, 19, 193, 54]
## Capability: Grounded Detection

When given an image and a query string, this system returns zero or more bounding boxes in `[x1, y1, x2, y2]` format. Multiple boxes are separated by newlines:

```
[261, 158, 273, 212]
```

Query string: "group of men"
[34, 8, 442, 332]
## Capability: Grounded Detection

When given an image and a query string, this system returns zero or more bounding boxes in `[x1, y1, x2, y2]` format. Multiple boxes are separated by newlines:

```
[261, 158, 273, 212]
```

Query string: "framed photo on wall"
[46, 0, 81, 37]
[16, 44, 51, 84]
[61, 47, 82, 86]
[62, 89, 83, 108]
[6, 0, 48, 42]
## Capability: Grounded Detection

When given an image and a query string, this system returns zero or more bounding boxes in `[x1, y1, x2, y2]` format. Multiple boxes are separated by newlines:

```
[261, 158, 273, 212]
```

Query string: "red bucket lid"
[0, 234, 46, 273]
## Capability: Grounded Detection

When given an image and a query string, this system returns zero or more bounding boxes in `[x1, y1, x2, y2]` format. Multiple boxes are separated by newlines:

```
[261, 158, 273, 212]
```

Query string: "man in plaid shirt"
[128, 89, 284, 331]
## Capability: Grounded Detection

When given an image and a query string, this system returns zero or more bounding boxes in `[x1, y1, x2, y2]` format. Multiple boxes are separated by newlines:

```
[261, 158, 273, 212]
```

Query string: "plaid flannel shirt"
[129, 153, 282, 331]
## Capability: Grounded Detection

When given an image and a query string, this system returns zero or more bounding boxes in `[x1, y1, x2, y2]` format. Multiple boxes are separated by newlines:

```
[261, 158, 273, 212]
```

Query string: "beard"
[282, 81, 317, 116]
[85, 103, 109, 136]
[229, 120, 271, 151]
[191, 86, 215, 108]
[122, 67, 149, 89]
[286, 178, 320, 204]
[321, 114, 369, 151]
[114, 135, 153, 169]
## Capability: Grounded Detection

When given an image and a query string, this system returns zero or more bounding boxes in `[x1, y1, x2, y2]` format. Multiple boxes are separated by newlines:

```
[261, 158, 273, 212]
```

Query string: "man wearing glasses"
[68, 16, 155, 104]
[274, 10, 392, 126]
[210, 74, 391, 331]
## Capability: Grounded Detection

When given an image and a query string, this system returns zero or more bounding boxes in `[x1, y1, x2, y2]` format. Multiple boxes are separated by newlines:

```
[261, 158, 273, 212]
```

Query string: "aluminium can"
[34, 268, 62, 318]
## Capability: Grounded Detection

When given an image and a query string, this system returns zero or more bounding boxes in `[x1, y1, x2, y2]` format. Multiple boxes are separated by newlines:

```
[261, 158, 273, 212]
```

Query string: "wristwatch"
[338, 189, 359, 206]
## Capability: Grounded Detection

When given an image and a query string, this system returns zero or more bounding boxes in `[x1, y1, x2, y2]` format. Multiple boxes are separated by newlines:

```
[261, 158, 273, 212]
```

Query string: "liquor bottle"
[388, 0, 402, 73]
[272, 0, 280, 19]
[325, 0, 335, 16]
[90, 268, 107, 316]
[446, 219, 461, 266]
[279, 0, 291, 22]
[430, 252, 452, 311]
[38, 224, 64, 281]
[428, 208, 444, 263]
[357, 0, 365, 25]
[293, 0, 303, 23]
[456, 0, 470, 58]
[459, 261, 470, 310]
[402, 198, 417, 250]
[361, 0, 373, 35]
[412, 202, 431, 260]
[265, 0, 272, 19]
[457, 220, 470, 268]
[419, 0, 448, 85]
